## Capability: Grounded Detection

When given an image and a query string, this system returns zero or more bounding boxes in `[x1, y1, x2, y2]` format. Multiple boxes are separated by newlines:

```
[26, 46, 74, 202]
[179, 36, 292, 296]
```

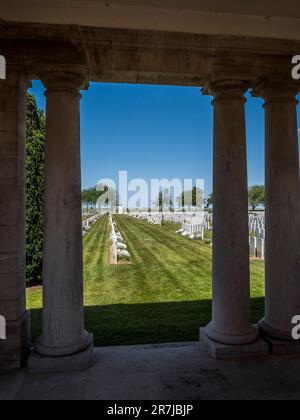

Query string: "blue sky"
[30, 81, 299, 197]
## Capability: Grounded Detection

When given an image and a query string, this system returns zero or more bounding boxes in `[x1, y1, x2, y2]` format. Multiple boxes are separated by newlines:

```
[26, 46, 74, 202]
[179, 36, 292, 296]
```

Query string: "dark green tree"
[82, 187, 94, 212]
[82, 186, 104, 211]
[154, 189, 173, 212]
[205, 193, 213, 209]
[177, 187, 204, 210]
[26, 93, 45, 286]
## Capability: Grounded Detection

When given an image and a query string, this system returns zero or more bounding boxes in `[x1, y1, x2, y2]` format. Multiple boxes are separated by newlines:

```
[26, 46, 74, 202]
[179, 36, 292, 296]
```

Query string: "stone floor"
[1, 341, 300, 400]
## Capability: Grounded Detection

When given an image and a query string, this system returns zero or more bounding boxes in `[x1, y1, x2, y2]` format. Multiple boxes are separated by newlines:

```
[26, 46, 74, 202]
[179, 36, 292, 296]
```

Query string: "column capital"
[252, 78, 300, 105]
[202, 78, 250, 103]
[0, 65, 31, 89]
[41, 72, 89, 95]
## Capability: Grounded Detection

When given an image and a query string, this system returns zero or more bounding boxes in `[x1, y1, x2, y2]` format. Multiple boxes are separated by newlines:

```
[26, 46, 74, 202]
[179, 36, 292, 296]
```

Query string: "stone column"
[254, 81, 300, 341]
[35, 73, 92, 361]
[0, 68, 30, 369]
[202, 80, 258, 346]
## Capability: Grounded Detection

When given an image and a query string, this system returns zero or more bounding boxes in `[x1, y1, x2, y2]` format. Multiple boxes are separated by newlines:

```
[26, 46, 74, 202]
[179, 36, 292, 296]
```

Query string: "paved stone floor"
[1, 342, 300, 400]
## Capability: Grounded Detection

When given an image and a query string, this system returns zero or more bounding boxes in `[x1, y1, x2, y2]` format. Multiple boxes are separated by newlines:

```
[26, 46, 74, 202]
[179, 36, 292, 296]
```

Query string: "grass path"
[27, 215, 265, 346]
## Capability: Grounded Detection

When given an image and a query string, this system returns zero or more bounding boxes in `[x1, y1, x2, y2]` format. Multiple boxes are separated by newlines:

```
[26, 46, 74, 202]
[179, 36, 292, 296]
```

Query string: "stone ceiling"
[1, 0, 300, 41]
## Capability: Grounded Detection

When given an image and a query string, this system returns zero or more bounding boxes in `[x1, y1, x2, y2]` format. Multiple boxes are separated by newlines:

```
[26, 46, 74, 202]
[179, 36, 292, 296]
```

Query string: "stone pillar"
[254, 81, 300, 341]
[34, 73, 93, 363]
[0, 68, 30, 369]
[201, 80, 258, 349]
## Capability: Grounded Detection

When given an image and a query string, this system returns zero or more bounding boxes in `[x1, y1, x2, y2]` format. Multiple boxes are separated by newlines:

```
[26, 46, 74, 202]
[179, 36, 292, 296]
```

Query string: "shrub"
[26, 94, 45, 286]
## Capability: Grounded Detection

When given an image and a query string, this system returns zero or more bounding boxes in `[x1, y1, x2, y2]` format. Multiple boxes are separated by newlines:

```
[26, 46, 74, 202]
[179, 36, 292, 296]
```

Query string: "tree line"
[82, 185, 265, 212]
[153, 185, 264, 212]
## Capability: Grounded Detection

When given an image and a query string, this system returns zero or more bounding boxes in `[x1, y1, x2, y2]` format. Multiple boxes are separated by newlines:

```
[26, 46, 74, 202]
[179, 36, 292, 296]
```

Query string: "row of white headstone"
[249, 213, 265, 259]
[131, 212, 162, 225]
[129, 211, 265, 259]
[163, 212, 212, 227]
[175, 212, 212, 240]
[249, 213, 265, 234]
[82, 214, 102, 236]
[130, 211, 213, 241]
[177, 224, 206, 240]
[109, 214, 131, 263]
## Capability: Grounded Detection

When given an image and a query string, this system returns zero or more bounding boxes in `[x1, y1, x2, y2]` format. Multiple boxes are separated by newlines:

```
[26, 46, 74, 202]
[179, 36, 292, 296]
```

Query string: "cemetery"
[22, 206, 287, 358]
[27, 213, 265, 348]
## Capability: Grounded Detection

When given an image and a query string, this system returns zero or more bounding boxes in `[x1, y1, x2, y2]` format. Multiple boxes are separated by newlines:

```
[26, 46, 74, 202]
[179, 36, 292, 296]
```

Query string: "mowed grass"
[27, 215, 265, 346]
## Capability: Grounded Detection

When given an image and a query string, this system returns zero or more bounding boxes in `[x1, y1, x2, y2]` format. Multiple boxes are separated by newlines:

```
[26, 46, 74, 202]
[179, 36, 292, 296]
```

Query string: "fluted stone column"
[0, 67, 30, 369]
[254, 81, 300, 341]
[35, 73, 92, 361]
[202, 80, 258, 348]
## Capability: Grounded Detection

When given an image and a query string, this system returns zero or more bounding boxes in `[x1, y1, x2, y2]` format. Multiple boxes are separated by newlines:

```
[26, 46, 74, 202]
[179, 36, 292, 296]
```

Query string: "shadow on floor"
[5, 339, 300, 400]
[29, 297, 265, 347]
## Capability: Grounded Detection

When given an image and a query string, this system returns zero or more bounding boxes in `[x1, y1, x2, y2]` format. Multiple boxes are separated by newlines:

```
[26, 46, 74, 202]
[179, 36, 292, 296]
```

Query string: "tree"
[82, 185, 117, 212]
[82, 187, 97, 211]
[205, 193, 213, 209]
[154, 188, 173, 212]
[177, 187, 204, 211]
[26, 94, 45, 286]
[95, 184, 118, 211]
[248, 185, 265, 210]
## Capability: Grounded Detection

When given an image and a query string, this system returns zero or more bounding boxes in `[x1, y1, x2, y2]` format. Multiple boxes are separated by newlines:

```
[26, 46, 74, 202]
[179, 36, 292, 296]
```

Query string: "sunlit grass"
[27, 215, 265, 346]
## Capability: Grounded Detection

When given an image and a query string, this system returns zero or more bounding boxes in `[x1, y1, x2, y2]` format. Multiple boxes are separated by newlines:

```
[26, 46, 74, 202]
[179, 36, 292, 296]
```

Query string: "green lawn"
[27, 214, 265, 346]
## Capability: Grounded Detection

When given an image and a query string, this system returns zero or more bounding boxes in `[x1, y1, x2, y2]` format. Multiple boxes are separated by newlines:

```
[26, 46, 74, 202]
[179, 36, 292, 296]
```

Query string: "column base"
[205, 321, 259, 345]
[28, 339, 94, 372]
[0, 310, 31, 370]
[259, 330, 300, 355]
[258, 318, 293, 341]
[200, 328, 269, 360]
[35, 330, 92, 357]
